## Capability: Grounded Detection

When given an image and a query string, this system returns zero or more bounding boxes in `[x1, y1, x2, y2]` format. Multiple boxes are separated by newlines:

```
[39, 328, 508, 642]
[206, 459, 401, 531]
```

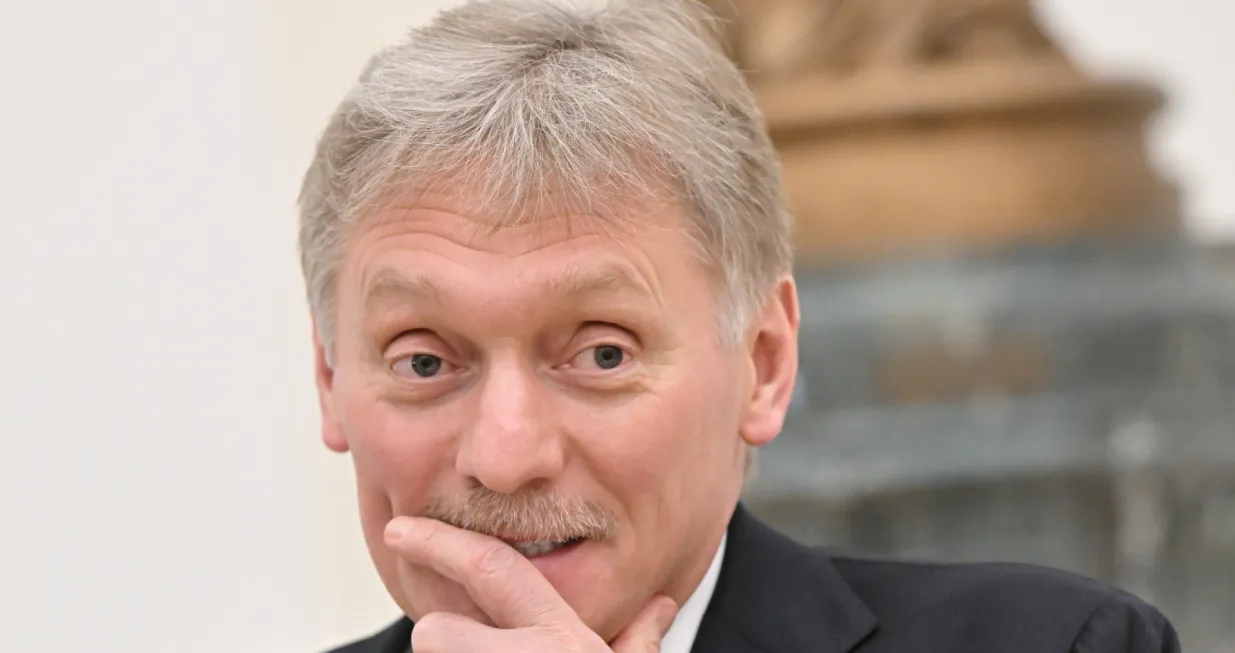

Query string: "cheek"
[571, 357, 744, 494]
[334, 379, 455, 513]
[334, 377, 486, 619]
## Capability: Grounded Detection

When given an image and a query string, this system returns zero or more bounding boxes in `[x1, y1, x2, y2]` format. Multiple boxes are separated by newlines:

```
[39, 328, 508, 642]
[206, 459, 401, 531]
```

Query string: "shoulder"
[826, 553, 1179, 652]
[320, 618, 412, 653]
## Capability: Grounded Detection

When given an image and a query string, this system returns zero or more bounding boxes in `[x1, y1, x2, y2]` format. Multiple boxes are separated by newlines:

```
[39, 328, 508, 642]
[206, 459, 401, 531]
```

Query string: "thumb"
[610, 595, 679, 653]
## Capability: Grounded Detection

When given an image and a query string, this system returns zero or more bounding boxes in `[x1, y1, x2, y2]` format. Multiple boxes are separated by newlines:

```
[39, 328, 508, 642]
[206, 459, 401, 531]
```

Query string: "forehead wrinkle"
[360, 259, 661, 322]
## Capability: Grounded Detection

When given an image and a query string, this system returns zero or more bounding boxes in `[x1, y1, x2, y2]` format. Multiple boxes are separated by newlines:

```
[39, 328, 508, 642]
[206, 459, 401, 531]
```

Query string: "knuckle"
[627, 641, 660, 653]
[562, 632, 595, 653]
[410, 520, 439, 550]
[531, 627, 586, 653]
[472, 540, 521, 578]
[611, 633, 661, 653]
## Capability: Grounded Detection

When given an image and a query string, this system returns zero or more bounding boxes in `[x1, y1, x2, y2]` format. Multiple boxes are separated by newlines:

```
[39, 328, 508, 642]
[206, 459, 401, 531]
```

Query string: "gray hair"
[298, 0, 793, 357]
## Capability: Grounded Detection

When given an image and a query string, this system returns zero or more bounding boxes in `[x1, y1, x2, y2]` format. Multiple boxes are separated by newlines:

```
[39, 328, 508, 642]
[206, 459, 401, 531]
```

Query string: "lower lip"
[525, 538, 590, 579]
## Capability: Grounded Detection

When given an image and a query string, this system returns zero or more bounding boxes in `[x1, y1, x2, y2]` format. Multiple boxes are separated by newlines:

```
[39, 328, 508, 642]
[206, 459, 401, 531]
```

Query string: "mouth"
[505, 537, 586, 558]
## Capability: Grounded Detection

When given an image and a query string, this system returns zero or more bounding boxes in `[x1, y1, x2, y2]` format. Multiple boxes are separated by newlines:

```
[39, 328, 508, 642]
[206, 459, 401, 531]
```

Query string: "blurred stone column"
[1107, 415, 1167, 603]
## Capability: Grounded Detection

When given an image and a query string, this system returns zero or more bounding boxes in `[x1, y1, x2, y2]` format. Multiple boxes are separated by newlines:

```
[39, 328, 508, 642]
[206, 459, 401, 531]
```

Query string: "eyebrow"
[363, 270, 446, 314]
[362, 264, 657, 315]
[546, 264, 655, 301]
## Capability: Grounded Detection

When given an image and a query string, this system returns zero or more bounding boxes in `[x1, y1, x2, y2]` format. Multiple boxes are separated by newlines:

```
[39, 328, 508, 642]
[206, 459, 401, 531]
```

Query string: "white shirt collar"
[658, 533, 727, 653]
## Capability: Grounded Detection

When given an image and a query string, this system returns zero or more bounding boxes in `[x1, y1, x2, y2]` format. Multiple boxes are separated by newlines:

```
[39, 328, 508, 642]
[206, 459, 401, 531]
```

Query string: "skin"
[313, 191, 800, 650]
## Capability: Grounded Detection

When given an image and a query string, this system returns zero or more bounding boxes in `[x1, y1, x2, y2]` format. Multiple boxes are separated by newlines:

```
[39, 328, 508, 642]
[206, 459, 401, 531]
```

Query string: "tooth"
[511, 539, 571, 558]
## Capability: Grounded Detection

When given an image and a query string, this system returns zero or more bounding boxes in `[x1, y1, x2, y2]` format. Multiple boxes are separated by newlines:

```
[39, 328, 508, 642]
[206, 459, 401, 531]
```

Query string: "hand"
[384, 517, 679, 653]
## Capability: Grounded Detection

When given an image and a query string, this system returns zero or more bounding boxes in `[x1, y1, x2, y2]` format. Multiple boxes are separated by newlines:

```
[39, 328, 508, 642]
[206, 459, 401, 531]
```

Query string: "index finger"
[385, 516, 576, 629]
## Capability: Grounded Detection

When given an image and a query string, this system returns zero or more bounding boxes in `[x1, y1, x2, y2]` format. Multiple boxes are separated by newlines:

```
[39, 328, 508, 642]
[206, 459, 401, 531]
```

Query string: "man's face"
[314, 192, 797, 640]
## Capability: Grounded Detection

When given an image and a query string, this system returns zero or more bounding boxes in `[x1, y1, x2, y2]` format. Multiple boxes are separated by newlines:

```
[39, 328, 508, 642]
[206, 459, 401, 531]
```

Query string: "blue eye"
[409, 354, 442, 377]
[592, 345, 624, 370]
[571, 344, 631, 372]
[392, 353, 452, 379]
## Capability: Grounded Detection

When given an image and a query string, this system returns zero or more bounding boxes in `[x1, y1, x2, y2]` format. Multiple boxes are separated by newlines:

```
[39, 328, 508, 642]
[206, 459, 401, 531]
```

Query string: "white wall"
[260, 1, 460, 646]
[0, 1, 1231, 652]
[0, 1, 315, 652]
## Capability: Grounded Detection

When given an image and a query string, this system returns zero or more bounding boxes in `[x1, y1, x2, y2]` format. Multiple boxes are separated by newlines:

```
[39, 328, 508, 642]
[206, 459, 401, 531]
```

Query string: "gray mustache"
[425, 487, 617, 542]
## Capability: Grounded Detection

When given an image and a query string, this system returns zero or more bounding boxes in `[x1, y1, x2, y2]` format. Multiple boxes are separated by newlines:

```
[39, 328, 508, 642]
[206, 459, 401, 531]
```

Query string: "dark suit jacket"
[326, 503, 1180, 653]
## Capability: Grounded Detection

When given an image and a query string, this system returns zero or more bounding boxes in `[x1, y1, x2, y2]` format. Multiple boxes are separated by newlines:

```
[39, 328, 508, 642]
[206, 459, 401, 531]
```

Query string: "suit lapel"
[690, 504, 878, 653]
[371, 617, 413, 653]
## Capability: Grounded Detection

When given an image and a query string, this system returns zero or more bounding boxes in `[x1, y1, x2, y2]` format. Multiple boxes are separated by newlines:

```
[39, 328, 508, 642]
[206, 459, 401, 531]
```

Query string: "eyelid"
[383, 331, 461, 376]
[384, 329, 456, 358]
[386, 340, 444, 358]
[385, 327, 431, 346]
[575, 337, 634, 356]
[575, 321, 639, 345]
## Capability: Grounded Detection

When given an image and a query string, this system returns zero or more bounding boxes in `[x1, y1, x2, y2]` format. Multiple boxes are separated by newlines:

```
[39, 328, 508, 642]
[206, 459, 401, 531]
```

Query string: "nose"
[455, 358, 564, 494]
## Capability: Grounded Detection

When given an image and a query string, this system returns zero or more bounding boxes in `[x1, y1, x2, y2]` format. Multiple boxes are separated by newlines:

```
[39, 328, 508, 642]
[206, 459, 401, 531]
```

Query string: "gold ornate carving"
[704, 0, 1178, 262]
[708, 0, 1065, 79]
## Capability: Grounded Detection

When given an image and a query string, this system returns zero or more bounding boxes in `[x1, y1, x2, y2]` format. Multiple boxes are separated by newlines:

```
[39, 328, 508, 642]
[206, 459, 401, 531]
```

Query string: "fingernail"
[385, 519, 411, 543]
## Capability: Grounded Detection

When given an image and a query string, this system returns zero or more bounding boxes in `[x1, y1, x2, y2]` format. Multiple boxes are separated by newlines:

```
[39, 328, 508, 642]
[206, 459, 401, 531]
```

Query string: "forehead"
[362, 261, 653, 307]
[338, 192, 711, 310]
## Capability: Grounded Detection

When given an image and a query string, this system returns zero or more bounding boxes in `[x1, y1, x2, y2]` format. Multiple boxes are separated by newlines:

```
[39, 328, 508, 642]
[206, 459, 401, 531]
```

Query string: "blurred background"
[0, 0, 1231, 652]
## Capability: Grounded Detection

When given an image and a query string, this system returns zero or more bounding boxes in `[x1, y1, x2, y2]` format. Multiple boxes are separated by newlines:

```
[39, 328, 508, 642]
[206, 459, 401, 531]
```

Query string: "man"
[297, 1, 1181, 651]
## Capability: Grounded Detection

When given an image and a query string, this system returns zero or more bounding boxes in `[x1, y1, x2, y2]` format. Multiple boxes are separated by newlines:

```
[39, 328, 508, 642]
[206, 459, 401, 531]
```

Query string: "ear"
[314, 326, 349, 453]
[738, 276, 800, 449]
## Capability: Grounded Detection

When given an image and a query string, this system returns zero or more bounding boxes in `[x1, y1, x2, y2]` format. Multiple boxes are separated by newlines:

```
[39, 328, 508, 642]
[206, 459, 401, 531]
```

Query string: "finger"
[610, 595, 678, 653]
[386, 516, 573, 629]
[411, 612, 503, 653]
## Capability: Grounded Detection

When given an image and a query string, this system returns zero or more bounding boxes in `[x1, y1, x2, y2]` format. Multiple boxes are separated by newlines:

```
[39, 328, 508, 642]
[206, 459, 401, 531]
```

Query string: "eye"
[573, 344, 630, 371]
[391, 353, 456, 380]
